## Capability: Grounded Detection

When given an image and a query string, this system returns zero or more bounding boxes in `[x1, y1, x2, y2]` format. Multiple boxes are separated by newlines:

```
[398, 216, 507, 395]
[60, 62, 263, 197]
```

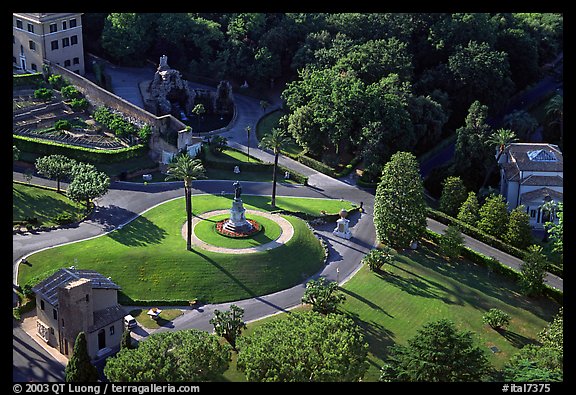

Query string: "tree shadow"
[103, 209, 167, 247]
[496, 328, 540, 349]
[406, 240, 560, 321]
[342, 309, 396, 369]
[378, 263, 462, 306]
[339, 288, 394, 318]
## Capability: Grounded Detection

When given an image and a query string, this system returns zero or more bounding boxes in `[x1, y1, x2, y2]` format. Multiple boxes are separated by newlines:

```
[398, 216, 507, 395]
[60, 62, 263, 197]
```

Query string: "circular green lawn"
[18, 195, 332, 305]
[194, 213, 282, 249]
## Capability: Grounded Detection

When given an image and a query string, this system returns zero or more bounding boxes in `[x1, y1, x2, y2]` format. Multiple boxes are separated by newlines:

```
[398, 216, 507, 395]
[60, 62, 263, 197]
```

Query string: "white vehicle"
[124, 314, 137, 329]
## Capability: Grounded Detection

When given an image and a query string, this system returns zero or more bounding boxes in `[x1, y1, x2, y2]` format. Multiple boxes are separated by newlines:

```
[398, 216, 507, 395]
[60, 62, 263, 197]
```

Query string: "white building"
[499, 143, 563, 229]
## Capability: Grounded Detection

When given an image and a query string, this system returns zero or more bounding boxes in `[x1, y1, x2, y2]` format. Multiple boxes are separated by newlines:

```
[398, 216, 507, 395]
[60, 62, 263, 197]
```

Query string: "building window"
[64, 60, 71, 67]
[110, 325, 115, 336]
[50, 23, 57, 33]
[51, 40, 58, 50]
[71, 35, 78, 45]
[27, 23, 34, 33]
[40, 300, 45, 310]
[62, 37, 70, 47]
[53, 309, 58, 320]
[31, 64, 37, 71]
[70, 19, 77, 28]
[62, 21, 67, 30]
[29, 40, 36, 51]
[16, 20, 23, 29]
[86, 294, 89, 302]
[73, 57, 80, 65]
[61, 318, 65, 327]
[530, 209, 537, 218]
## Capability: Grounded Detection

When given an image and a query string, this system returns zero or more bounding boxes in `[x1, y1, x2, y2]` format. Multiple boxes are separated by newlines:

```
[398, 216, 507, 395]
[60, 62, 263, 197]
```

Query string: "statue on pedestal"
[233, 180, 242, 200]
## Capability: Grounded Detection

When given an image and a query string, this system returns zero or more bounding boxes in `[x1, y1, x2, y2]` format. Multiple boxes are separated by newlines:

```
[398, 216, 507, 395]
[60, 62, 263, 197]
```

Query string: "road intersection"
[12, 63, 562, 382]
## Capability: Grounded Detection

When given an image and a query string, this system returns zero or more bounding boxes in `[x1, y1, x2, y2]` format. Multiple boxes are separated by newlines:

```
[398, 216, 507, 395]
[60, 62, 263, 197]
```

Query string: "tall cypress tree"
[373, 151, 427, 249]
[65, 332, 99, 382]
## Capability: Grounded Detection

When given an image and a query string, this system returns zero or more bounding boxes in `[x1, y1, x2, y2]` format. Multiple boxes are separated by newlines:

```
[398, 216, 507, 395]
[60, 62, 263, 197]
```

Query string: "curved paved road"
[13, 61, 563, 381]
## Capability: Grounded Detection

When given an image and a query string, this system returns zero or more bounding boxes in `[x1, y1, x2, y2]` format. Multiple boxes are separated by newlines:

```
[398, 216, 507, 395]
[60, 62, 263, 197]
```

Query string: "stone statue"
[158, 55, 169, 71]
[233, 181, 242, 199]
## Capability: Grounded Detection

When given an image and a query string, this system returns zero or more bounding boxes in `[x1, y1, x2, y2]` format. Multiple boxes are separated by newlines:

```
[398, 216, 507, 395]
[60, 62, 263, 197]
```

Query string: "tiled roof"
[31, 268, 120, 308]
[88, 305, 126, 333]
[521, 175, 563, 187]
[520, 187, 563, 204]
[507, 143, 563, 172]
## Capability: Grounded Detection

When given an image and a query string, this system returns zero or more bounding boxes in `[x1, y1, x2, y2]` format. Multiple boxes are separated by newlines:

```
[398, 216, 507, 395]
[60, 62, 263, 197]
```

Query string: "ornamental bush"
[482, 308, 511, 329]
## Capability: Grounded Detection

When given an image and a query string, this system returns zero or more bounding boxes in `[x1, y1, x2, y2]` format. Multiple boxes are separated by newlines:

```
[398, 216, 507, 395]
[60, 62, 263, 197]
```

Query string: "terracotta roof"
[32, 268, 120, 308]
[519, 187, 563, 204]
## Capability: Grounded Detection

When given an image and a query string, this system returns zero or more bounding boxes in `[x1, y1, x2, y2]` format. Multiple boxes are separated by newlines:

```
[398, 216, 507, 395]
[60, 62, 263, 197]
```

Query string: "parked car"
[124, 314, 137, 329]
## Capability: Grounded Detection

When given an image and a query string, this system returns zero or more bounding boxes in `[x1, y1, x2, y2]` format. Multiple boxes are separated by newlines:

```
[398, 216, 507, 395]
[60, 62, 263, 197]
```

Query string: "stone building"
[13, 13, 85, 75]
[32, 268, 125, 360]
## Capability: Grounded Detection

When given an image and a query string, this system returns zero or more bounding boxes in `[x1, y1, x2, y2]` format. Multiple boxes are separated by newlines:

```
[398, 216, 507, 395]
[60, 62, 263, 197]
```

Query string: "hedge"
[424, 230, 562, 304]
[13, 134, 147, 164]
[297, 153, 337, 177]
[13, 72, 44, 89]
[426, 207, 563, 278]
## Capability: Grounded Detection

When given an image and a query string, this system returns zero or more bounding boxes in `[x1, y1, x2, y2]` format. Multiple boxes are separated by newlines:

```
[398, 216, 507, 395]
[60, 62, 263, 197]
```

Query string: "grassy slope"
[13, 182, 85, 226]
[18, 195, 354, 304]
[338, 240, 560, 381]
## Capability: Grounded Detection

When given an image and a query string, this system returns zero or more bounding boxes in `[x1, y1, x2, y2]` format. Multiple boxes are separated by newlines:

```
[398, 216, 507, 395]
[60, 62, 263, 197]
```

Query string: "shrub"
[61, 85, 81, 100]
[483, 308, 511, 329]
[54, 119, 72, 131]
[69, 98, 89, 112]
[362, 247, 395, 272]
[34, 87, 53, 101]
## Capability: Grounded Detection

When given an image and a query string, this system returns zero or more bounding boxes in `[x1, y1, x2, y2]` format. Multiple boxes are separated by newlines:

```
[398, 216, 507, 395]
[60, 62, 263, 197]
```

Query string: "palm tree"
[488, 128, 518, 163]
[165, 153, 206, 250]
[259, 128, 290, 208]
[245, 125, 251, 163]
[481, 128, 518, 189]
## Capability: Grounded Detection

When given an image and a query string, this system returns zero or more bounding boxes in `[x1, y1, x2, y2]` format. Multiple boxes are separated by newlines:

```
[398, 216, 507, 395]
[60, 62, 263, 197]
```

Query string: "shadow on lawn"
[401, 241, 559, 322]
[190, 248, 290, 314]
[495, 328, 540, 349]
[104, 208, 167, 247]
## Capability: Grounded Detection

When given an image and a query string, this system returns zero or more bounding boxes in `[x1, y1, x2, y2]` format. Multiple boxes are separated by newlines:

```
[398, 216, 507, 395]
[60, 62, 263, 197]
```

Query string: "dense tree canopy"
[236, 311, 369, 382]
[380, 319, 493, 382]
[104, 329, 230, 382]
[373, 151, 427, 249]
[87, 12, 562, 172]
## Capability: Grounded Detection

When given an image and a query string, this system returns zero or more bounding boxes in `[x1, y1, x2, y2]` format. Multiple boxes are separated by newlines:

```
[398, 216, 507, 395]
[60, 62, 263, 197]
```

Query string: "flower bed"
[215, 218, 262, 238]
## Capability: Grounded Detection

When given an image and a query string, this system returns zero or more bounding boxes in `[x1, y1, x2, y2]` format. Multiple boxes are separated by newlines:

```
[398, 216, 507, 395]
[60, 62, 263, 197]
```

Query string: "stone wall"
[43, 61, 201, 161]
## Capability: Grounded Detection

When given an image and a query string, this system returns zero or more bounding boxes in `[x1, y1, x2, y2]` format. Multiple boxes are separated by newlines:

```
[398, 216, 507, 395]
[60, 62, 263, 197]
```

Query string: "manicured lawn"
[204, 148, 262, 164]
[18, 195, 353, 304]
[194, 213, 282, 249]
[128, 308, 183, 330]
[338, 239, 561, 381]
[218, 239, 560, 382]
[13, 182, 86, 227]
[256, 109, 303, 157]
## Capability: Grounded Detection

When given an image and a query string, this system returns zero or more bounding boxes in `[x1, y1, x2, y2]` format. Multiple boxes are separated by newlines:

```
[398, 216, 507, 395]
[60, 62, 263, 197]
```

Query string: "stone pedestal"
[333, 217, 352, 239]
[223, 198, 253, 233]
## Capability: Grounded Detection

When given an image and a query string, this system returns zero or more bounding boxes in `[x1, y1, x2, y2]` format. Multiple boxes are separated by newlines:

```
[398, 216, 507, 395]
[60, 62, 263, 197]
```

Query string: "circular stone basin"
[194, 213, 282, 249]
